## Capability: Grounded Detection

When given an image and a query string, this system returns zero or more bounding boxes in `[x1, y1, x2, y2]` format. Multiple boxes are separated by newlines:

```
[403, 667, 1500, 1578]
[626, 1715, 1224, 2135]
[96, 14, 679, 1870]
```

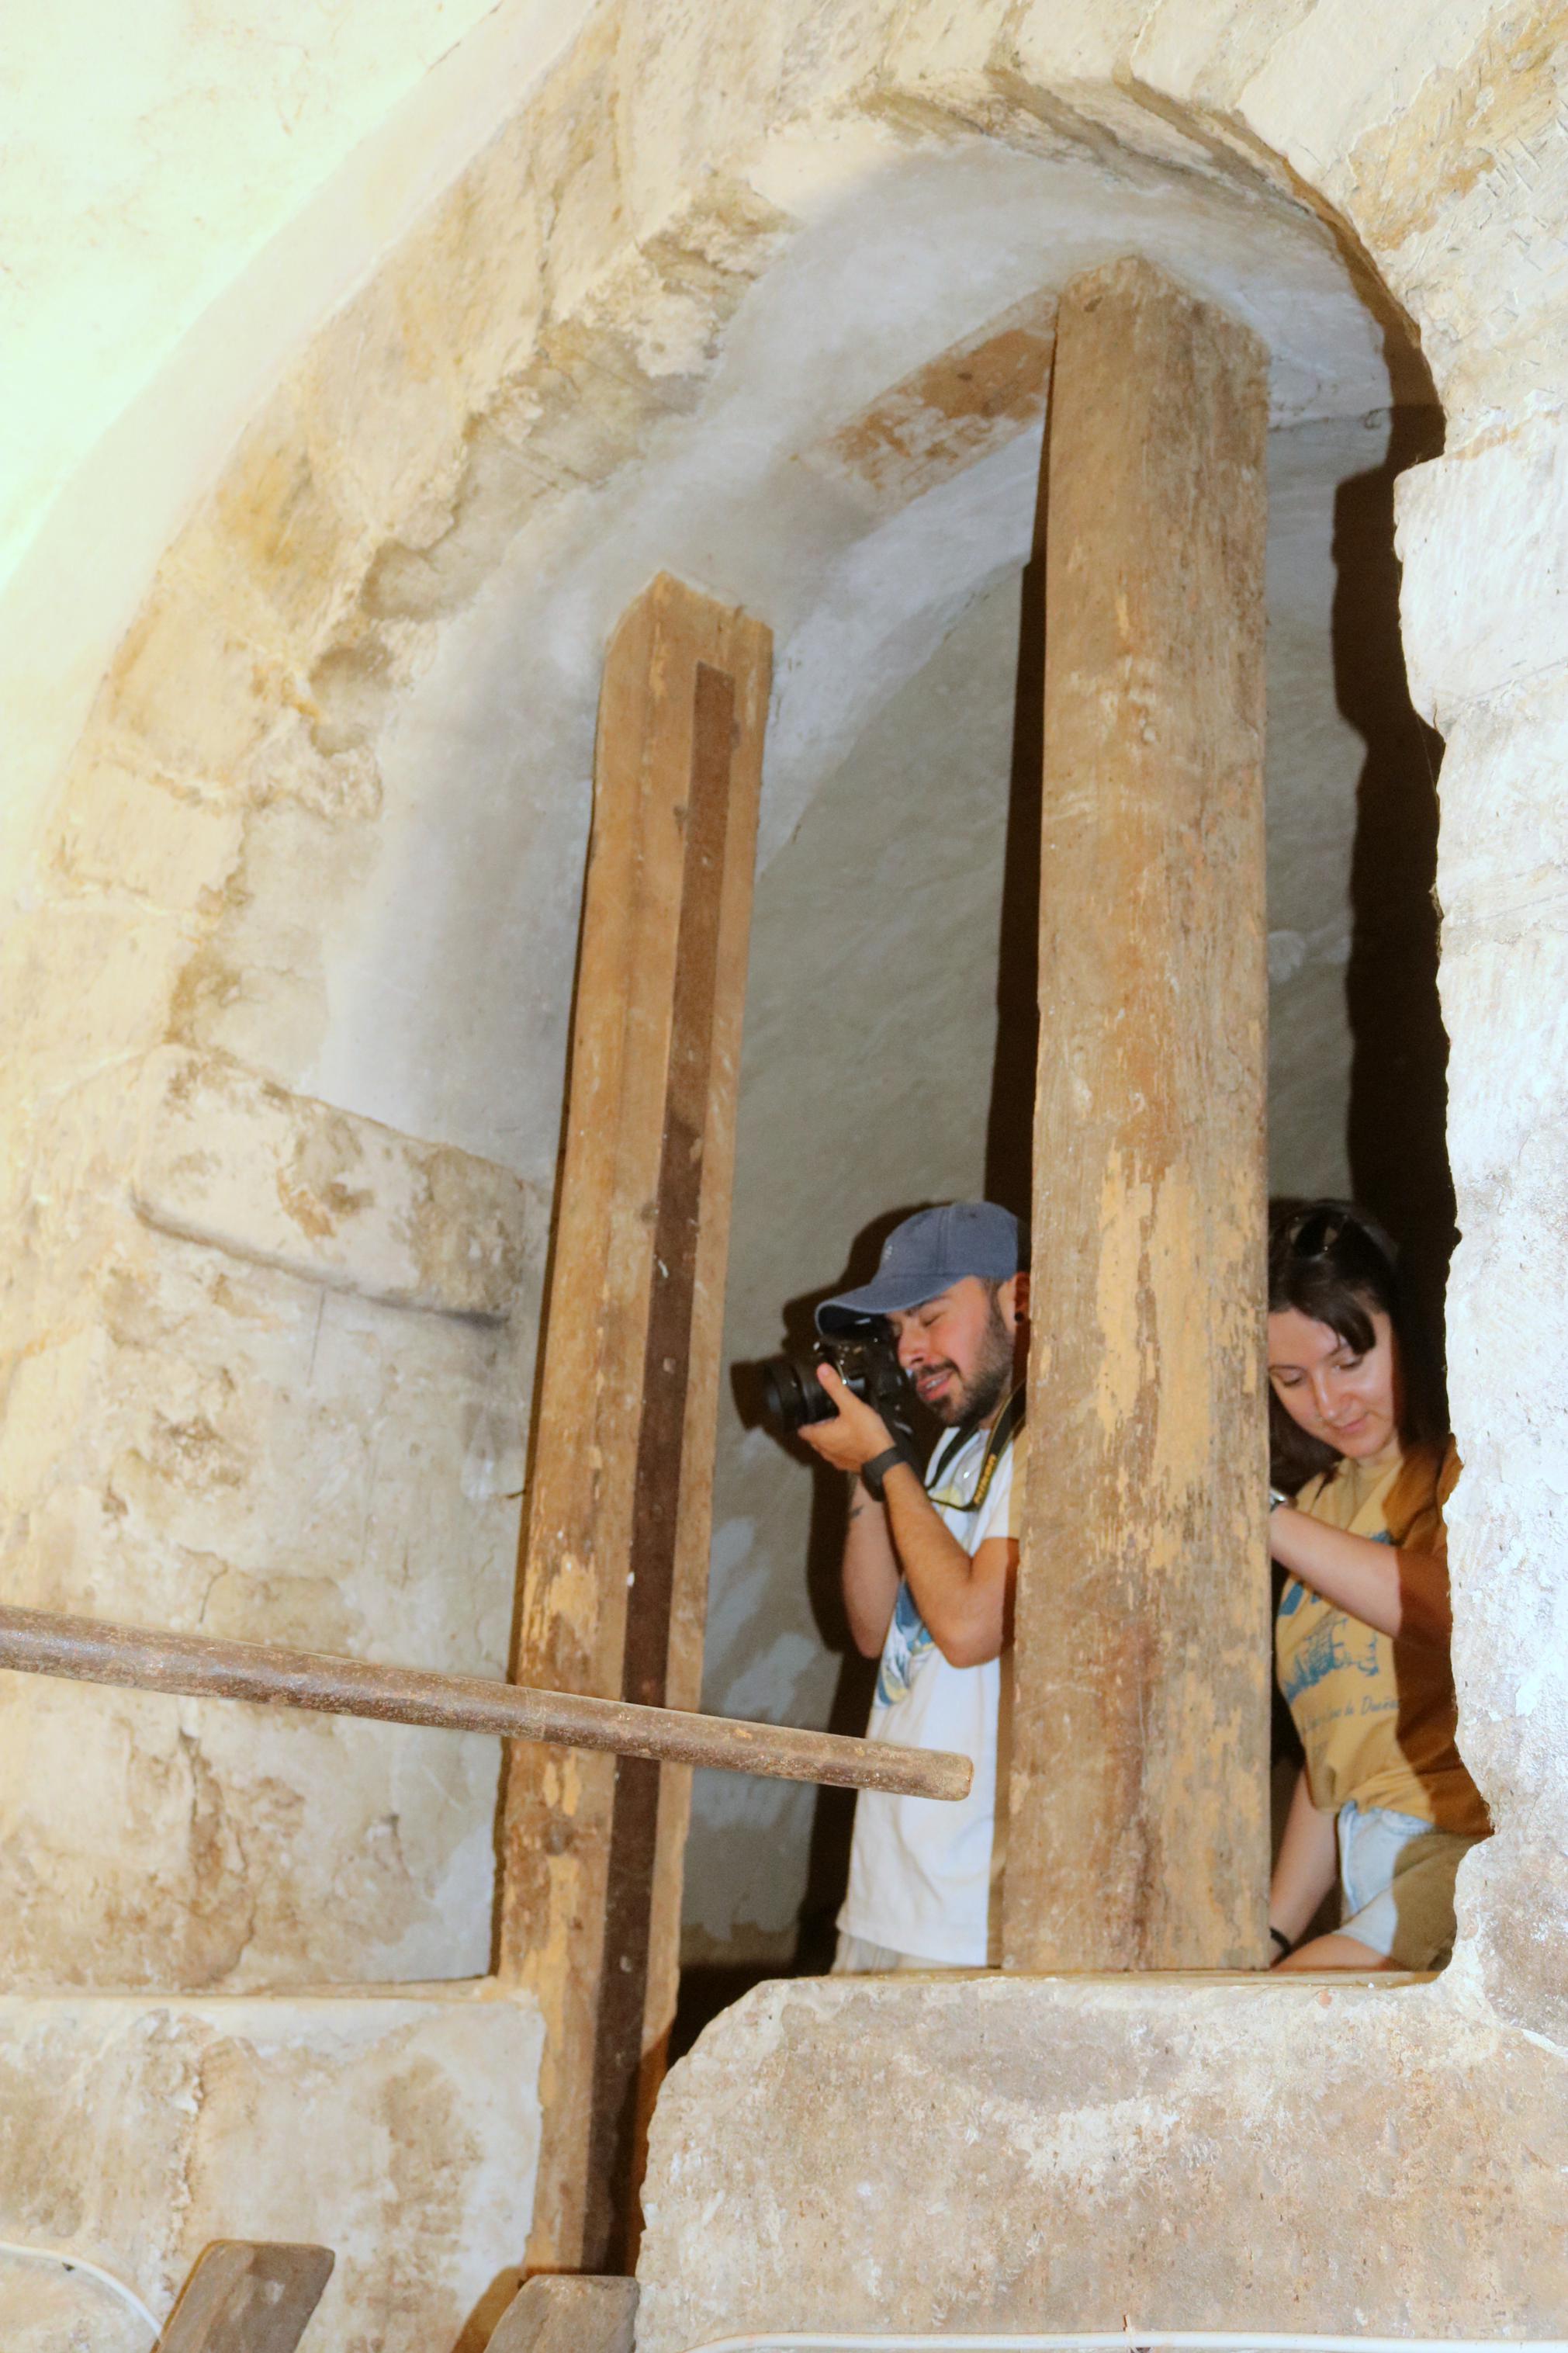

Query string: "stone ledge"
[130, 1045, 541, 1319]
[0, 1979, 542, 2353]
[636, 1972, 1568, 2353]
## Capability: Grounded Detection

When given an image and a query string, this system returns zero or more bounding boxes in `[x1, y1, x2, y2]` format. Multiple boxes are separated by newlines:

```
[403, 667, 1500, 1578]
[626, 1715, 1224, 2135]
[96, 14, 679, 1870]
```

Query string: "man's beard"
[927, 1298, 1016, 1426]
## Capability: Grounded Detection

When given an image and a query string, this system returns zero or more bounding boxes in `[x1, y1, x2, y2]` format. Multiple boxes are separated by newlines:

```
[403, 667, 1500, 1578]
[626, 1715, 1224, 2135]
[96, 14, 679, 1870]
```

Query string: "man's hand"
[797, 1363, 894, 1474]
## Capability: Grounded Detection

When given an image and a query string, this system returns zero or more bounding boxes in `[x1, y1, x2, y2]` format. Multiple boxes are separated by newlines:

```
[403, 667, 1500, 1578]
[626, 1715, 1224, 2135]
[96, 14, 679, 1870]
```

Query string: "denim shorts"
[1337, 1800, 1483, 1968]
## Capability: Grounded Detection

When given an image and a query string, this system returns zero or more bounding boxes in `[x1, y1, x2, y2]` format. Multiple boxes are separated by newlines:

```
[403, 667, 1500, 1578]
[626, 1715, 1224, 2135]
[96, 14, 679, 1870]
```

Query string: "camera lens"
[758, 1351, 835, 1431]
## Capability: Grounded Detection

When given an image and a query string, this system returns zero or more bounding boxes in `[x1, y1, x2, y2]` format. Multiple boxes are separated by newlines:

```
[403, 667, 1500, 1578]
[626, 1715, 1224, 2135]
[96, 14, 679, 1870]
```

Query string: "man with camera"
[795, 1201, 1028, 1972]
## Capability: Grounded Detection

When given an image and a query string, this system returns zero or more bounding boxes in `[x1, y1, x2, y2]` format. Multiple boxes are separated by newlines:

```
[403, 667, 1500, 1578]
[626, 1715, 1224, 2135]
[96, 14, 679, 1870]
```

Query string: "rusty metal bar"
[0, 1604, 970, 1801]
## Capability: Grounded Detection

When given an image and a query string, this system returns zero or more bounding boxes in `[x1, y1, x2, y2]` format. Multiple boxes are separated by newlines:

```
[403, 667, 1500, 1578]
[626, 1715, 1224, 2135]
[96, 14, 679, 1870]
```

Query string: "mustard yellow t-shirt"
[1274, 1440, 1489, 1835]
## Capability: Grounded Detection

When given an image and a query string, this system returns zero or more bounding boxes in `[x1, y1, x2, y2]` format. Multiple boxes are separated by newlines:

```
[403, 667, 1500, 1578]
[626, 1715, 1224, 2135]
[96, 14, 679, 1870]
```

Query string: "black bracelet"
[861, 1445, 905, 1502]
[1269, 1925, 1293, 1960]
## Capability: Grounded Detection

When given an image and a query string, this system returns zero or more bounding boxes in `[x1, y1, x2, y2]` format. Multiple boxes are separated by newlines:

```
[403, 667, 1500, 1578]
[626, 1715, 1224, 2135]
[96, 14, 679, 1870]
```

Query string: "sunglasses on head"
[1280, 1204, 1393, 1266]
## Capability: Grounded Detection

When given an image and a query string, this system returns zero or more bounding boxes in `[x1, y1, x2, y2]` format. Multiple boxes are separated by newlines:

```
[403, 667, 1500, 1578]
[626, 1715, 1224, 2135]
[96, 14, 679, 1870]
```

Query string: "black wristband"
[861, 1446, 905, 1502]
[1269, 1925, 1293, 1960]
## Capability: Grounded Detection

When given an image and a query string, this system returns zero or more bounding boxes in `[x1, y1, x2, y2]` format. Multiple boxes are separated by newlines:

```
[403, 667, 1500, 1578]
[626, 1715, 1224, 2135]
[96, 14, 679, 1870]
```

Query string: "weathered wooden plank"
[1003, 257, 1271, 1972]
[488, 2275, 639, 2353]
[497, 574, 771, 2270]
[160, 2241, 334, 2353]
[0, 1603, 967, 1797]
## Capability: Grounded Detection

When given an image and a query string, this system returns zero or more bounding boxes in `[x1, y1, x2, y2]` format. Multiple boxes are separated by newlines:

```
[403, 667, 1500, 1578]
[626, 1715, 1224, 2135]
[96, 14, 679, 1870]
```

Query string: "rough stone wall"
[0, 1984, 542, 2353]
[1402, 415, 1568, 2045]
[0, 1028, 542, 1985]
[638, 1974, 1568, 2351]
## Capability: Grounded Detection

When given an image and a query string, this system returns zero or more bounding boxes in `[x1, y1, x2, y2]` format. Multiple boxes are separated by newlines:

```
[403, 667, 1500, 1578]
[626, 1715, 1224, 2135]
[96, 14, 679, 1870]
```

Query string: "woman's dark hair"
[1267, 1197, 1446, 1494]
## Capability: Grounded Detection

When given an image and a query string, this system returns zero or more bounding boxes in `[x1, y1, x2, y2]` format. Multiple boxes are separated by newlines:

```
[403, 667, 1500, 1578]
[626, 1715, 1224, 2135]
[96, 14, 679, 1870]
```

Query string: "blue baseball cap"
[816, 1202, 1025, 1333]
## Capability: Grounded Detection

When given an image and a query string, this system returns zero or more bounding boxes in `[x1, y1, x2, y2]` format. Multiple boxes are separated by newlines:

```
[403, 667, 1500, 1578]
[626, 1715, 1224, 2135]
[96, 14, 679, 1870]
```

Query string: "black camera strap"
[925, 1384, 1025, 1515]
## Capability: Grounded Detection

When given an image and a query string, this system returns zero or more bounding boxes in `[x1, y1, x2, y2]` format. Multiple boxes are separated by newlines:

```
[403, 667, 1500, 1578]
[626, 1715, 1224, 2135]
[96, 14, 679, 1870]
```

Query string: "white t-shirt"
[837, 1416, 1024, 1966]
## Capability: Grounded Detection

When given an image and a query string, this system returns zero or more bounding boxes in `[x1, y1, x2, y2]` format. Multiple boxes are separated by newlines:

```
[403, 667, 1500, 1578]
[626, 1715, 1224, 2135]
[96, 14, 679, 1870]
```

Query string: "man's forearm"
[842, 1476, 900, 1658]
[881, 1462, 1003, 1666]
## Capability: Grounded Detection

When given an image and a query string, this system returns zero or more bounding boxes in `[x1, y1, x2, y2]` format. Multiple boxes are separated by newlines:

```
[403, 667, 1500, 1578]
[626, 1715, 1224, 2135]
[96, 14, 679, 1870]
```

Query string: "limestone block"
[637, 1977, 1568, 2353]
[1234, 0, 1502, 213]
[195, 381, 375, 659]
[297, 261, 474, 549]
[1326, 8, 1568, 417]
[0, 1048, 541, 1986]
[1435, 670, 1568, 927]
[0, 1984, 542, 2353]
[47, 750, 247, 920]
[1438, 909, 1568, 1203]
[1435, 1155, 1568, 2049]
[0, 1215, 531, 1987]
[525, 7, 632, 327]
[132, 1046, 536, 1319]
[98, 567, 294, 791]
[1397, 415, 1568, 729]
[0, 902, 195, 1104]
[165, 795, 372, 1079]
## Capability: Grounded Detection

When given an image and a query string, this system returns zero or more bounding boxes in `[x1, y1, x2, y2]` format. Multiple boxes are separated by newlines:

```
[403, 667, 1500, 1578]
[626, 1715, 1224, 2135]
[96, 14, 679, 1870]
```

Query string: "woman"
[1265, 1198, 1490, 1972]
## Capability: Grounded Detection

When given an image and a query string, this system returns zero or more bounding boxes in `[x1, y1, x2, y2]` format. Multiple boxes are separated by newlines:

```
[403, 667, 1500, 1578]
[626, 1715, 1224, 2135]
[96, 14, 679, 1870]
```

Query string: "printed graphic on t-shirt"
[876, 1579, 934, 1707]
[1278, 1600, 1380, 1704]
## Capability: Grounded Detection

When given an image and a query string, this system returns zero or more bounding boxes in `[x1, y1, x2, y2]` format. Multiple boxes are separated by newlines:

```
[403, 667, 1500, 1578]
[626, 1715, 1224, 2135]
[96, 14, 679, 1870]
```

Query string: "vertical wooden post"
[1003, 258, 1271, 1973]
[497, 574, 770, 2267]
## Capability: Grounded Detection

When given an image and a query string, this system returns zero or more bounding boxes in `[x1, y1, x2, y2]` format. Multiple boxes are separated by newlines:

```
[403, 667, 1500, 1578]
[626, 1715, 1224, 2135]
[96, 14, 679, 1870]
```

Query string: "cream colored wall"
[0, 0, 595, 899]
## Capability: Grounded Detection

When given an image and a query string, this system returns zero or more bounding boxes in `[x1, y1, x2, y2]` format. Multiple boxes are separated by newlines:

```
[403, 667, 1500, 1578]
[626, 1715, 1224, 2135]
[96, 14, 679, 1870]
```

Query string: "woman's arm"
[1269, 1508, 1452, 1643]
[1269, 1766, 1339, 1952]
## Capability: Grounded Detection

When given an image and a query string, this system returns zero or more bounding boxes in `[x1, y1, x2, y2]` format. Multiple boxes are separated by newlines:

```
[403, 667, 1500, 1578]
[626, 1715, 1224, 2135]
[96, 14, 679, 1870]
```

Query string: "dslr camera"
[756, 1315, 916, 1452]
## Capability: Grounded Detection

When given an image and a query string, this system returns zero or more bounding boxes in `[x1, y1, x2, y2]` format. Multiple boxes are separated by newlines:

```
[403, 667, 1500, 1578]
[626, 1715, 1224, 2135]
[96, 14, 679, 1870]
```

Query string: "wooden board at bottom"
[489, 2275, 640, 2353]
[160, 2241, 334, 2352]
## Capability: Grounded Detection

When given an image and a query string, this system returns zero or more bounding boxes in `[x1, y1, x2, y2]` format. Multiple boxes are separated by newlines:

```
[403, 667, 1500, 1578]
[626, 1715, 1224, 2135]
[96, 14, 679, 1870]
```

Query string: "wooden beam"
[489, 2275, 639, 2353]
[497, 574, 771, 2271]
[161, 2242, 334, 2353]
[1003, 258, 1271, 1973]
[0, 1603, 968, 1798]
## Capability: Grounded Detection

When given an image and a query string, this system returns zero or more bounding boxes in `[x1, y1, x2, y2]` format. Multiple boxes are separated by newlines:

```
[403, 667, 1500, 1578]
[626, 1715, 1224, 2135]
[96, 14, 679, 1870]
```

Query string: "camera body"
[758, 1316, 915, 1445]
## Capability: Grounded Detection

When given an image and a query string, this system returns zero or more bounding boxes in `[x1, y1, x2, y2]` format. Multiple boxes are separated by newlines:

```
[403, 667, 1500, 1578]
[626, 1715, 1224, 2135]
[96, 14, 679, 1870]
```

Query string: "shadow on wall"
[984, 436, 1047, 1222]
[1336, 404, 1456, 1354]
